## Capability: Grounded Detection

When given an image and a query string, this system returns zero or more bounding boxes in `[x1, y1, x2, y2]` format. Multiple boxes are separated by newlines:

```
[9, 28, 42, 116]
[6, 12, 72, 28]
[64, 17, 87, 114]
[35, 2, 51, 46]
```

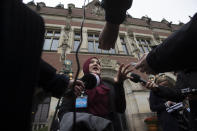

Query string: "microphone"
[81, 73, 100, 89]
[130, 73, 147, 84]
[166, 102, 184, 113]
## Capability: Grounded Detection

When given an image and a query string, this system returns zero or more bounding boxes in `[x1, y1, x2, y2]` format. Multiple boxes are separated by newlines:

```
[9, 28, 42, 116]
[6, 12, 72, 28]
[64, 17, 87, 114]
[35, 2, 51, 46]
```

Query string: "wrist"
[106, 22, 120, 30]
[152, 85, 159, 92]
[114, 77, 123, 85]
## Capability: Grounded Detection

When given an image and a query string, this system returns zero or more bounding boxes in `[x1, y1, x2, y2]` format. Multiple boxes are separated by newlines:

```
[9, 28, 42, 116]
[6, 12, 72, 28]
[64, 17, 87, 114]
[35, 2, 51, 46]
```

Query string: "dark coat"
[1, 1, 69, 131]
[149, 91, 179, 131]
[58, 81, 126, 131]
[146, 13, 197, 73]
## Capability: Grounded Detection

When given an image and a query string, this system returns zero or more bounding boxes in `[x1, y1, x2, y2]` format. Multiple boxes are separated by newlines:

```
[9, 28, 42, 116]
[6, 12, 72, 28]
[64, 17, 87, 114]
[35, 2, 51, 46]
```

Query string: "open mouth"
[93, 66, 99, 71]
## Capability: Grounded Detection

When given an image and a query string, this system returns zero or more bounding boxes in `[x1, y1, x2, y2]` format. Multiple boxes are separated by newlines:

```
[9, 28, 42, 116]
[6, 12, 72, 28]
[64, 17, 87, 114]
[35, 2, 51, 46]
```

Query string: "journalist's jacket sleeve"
[146, 13, 197, 73]
[154, 86, 185, 102]
[38, 59, 69, 98]
[149, 91, 166, 112]
[101, 0, 133, 24]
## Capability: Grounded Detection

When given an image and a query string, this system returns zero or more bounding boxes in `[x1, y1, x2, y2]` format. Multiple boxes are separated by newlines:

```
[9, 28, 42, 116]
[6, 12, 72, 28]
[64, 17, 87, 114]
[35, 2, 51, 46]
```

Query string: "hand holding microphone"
[68, 80, 85, 96]
[81, 73, 100, 90]
[130, 73, 147, 85]
[130, 73, 159, 91]
[165, 101, 176, 107]
[68, 73, 101, 97]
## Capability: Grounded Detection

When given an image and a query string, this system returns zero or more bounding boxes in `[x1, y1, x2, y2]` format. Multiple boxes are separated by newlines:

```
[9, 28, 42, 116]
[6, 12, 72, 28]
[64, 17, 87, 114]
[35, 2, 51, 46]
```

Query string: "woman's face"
[89, 58, 101, 75]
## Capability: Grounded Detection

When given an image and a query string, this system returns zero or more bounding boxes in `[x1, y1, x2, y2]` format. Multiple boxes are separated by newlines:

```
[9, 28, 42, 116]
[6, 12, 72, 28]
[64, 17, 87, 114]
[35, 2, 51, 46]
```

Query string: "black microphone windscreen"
[81, 73, 100, 89]
[130, 73, 147, 84]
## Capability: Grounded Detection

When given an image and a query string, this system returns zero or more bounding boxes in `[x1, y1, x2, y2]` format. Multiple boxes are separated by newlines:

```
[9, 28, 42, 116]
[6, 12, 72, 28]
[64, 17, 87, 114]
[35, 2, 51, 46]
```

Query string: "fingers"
[125, 69, 133, 76]
[119, 63, 132, 74]
[75, 80, 85, 88]
[74, 85, 83, 96]
[145, 81, 155, 90]
[126, 76, 133, 80]
[116, 64, 133, 82]
[69, 80, 85, 96]
[122, 64, 131, 74]
[134, 54, 156, 74]
[118, 64, 124, 75]
[135, 53, 147, 70]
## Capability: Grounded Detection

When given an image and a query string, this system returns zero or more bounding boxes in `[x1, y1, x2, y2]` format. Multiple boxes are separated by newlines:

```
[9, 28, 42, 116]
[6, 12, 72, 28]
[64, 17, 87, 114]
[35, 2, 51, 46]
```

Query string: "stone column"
[125, 34, 132, 55]
[116, 36, 125, 54]
[58, 26, 65, 54]
[132, 37, 143, 58]
[66, 27, 74, 54]
[125, 30, 137, 57]
[124, 80, 139, 131]
[60, 23, 71, 60]
[124, 80, 147, 131]
[80, 28, 88, 52]
[152, 32, 160, 46]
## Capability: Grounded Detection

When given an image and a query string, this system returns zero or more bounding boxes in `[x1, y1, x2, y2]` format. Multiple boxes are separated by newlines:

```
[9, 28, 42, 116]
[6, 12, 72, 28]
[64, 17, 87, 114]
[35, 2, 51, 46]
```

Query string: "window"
[95, 42, 101, 53]
[120, 36, 129, 55]
[144, 46, 149, 53]
[87, 33, 99, 53]
[43, 29, 60, 51]
[73, 32, 81, 52]
[88, 41, 94, 52]
[136, 38, 153, 54]
[75, 33, 80, 39]
[110, 48, 115, 54]
[73, 40, 80, 52]
[139, 46, 144, 53]
[87, 33, 115, 54]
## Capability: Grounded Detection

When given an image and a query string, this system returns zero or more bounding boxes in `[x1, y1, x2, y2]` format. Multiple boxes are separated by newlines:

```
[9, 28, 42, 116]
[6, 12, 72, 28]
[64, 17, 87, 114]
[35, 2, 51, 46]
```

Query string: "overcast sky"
[23, 0, 197, 24]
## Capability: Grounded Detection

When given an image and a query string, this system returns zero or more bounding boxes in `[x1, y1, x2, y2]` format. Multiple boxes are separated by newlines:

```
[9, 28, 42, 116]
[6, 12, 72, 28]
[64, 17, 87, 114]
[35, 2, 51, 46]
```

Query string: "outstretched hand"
[98, 22, 119, 50]
[114, 64, 133, 83]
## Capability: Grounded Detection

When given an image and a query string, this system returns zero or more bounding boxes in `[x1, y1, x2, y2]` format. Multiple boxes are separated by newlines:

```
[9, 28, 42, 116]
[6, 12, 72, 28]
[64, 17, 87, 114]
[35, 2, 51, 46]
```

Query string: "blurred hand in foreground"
[99, 22, 119, 50]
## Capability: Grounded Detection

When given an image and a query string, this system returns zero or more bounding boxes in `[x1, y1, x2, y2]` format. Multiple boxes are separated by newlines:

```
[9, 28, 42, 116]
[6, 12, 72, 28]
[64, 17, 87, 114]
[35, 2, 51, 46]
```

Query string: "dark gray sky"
[24, 0, 197, 24]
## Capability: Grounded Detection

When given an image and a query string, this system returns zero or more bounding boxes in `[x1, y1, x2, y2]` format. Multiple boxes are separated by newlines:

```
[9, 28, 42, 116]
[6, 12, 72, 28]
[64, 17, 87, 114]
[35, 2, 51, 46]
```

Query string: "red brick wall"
[44, 19, 66, 25]
[42, 52, 62, 72]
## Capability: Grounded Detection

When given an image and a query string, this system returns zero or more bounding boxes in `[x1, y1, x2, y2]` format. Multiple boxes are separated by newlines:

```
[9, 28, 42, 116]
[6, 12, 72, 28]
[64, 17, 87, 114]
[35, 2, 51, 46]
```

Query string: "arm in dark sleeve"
[146, 13, 197, 73]
[154, 86, 185, 102]
[149, 91, 166, 112]
[38, 59, 69, 98]
[113, 81, 126, 113]
[101, 0, 133, 24]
